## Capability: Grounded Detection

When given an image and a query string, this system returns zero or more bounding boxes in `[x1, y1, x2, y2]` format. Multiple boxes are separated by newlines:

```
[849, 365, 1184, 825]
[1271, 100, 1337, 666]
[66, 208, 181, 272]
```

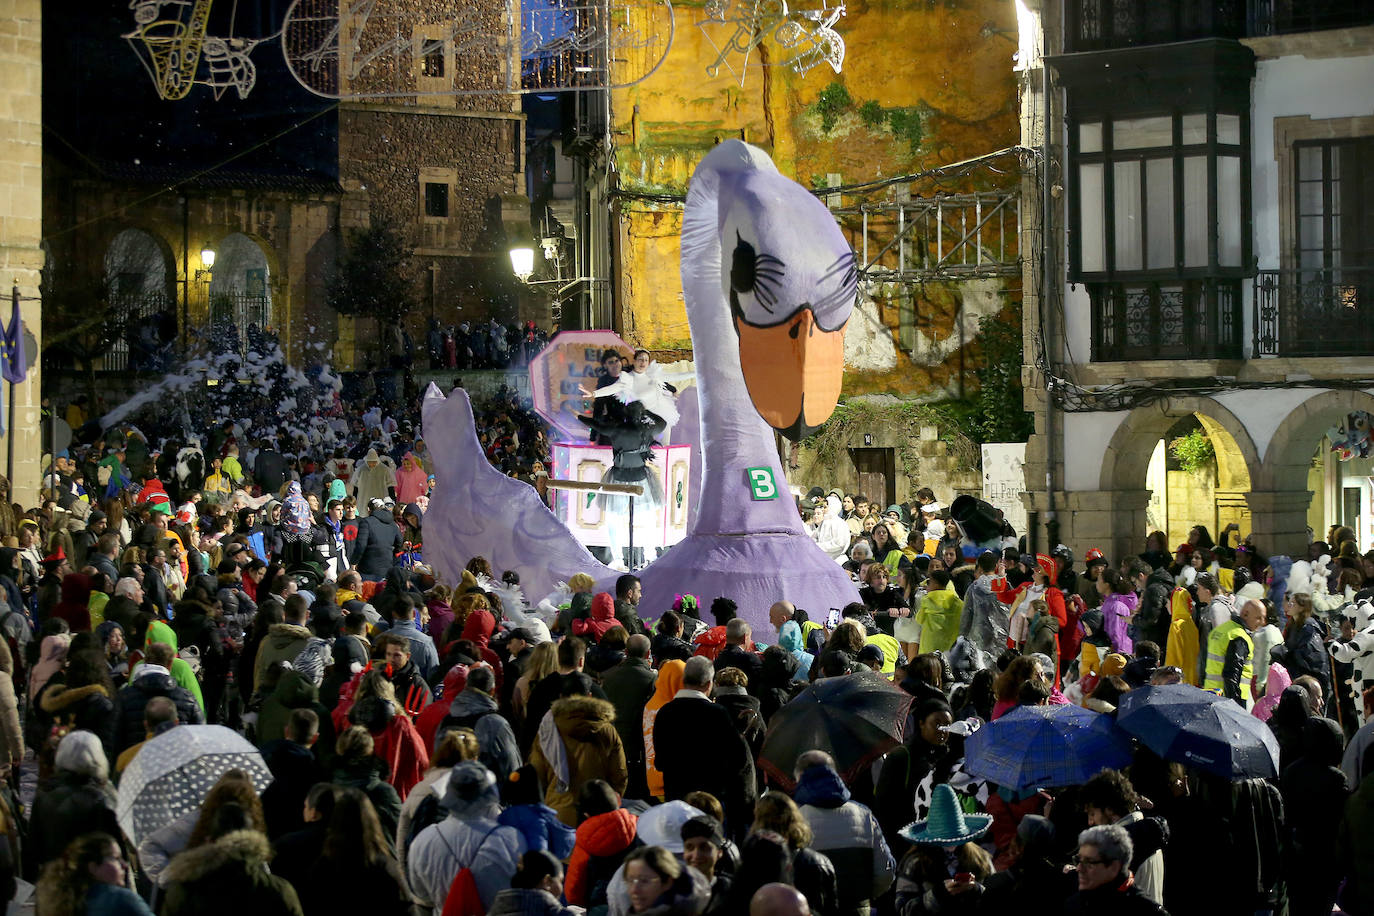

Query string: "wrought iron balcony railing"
[1253, 267, 1374, 357]
[1090, 279, 1243, 361]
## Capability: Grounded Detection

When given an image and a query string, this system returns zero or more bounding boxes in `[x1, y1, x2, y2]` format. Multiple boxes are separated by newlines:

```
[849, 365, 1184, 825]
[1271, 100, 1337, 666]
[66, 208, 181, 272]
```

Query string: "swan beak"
[736, 308, 847, 441]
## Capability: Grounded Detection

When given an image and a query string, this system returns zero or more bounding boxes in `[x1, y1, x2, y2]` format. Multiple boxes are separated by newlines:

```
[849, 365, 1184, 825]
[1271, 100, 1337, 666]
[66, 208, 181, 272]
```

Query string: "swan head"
[721, 168, 855, 441]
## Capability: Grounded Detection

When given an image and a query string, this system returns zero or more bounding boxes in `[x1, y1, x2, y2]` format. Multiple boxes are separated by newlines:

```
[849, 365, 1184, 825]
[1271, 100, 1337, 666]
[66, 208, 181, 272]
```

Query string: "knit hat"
[501, 764, 544, 807]
[681, 814, 725, 848]
[55, 730, 108, 781]
[636, 800, 704, 853]
[899, 783, 992, 846]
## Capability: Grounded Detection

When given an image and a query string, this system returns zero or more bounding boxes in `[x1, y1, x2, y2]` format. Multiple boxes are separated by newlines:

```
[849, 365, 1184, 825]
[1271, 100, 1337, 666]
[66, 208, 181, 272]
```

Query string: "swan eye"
[731, 232, 756, 292]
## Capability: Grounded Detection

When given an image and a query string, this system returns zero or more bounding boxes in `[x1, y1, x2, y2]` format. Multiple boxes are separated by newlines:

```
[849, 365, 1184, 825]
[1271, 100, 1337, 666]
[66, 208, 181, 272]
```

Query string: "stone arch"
[1099, 396, 1259, 494]
[1259, 389, 1374, 492]
[205, 232, 281, 344]
[102, 227, 176, 300]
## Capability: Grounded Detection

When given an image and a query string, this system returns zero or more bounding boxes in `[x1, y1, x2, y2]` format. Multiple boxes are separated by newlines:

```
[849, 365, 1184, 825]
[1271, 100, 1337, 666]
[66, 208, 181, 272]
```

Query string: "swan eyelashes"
[810, 250, 858, 328]
[730, 231, 787, 315]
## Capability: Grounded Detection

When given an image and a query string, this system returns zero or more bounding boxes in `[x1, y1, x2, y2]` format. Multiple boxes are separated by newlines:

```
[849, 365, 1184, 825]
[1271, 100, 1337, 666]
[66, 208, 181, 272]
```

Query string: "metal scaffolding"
[831, 190, 1022, 285]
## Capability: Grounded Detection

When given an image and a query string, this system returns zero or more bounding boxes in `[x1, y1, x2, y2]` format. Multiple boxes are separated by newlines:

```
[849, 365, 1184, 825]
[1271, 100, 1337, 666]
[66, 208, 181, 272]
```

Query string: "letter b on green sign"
[746, 467, 777, 500]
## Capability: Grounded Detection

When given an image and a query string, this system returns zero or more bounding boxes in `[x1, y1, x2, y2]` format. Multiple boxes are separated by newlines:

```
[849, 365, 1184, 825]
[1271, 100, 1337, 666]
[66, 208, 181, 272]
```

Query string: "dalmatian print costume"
[1329, 599, 1374, 725]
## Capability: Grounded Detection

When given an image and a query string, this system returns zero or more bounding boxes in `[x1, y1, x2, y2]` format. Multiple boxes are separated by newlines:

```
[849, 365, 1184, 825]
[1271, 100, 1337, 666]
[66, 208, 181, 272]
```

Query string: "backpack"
[439, 823, 503, 916]
[406, 791, 444, 852]
[435, 706, 493, 751]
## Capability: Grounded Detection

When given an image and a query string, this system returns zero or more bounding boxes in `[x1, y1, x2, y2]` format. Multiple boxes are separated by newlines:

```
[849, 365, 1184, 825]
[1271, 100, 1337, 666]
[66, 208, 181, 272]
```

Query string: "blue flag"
[1, 288, 25, 384]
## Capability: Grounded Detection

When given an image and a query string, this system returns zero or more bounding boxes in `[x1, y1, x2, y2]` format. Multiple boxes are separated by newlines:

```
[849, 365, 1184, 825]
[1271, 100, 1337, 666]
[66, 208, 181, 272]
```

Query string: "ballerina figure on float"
[577, 348, 694, 570]
[580, 348, 693, 435]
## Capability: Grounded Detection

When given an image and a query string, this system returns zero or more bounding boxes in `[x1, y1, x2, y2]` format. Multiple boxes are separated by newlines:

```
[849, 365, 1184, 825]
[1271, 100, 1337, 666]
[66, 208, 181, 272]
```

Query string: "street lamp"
[509, 246, 535, 281]
[196, 244, 216, 281]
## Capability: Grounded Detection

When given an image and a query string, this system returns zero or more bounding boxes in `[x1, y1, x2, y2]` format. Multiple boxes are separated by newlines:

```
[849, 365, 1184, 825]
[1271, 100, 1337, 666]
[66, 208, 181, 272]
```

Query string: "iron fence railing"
[1090, 278, 1243, 361]
[1253, 267, 1374, 357]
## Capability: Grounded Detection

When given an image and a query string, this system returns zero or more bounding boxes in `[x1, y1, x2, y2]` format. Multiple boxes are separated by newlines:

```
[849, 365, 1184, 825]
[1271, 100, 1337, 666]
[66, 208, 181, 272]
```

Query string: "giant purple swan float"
[421, 140, 862, 637]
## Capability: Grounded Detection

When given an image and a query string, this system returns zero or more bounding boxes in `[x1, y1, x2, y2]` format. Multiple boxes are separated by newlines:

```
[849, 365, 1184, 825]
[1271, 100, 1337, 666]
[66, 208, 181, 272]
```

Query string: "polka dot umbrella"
[116, 724, 273, 845]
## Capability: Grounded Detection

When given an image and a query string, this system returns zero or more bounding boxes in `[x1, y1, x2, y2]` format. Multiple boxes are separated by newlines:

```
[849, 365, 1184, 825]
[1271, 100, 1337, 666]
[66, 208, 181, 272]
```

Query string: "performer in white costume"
[582, 349, 693, 432]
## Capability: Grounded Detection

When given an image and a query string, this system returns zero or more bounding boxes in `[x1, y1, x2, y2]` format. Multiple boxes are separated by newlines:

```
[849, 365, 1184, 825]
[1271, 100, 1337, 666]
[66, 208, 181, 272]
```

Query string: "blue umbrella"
[1117, 683, 1280, 779]
[963, 704, 1134, 790]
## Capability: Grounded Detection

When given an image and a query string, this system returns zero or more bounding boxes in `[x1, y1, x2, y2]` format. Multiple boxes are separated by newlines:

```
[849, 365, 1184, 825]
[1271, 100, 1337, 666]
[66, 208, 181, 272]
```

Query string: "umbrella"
[964, 704, 1134, 790]
[759, 668, 912, 789]
[1117, 683, 1280, 779]
[117, 725, 273, 845]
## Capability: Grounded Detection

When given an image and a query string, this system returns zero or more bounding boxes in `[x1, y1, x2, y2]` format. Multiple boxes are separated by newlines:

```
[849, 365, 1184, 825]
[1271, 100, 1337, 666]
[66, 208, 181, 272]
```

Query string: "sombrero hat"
[899, 783, 992, 847]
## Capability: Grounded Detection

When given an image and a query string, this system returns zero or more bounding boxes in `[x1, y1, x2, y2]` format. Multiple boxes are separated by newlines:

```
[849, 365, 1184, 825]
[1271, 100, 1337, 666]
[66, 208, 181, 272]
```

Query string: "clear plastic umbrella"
[116, 724, 273, 845]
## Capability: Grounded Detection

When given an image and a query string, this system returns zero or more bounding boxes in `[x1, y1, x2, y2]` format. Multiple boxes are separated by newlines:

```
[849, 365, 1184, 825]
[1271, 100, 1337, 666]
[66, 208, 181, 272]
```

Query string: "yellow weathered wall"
[611, 0, 1019, 399]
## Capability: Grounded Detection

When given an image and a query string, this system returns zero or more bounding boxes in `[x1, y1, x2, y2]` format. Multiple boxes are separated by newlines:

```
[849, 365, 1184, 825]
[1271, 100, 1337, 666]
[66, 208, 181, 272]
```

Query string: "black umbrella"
[759, 669, 913, 789]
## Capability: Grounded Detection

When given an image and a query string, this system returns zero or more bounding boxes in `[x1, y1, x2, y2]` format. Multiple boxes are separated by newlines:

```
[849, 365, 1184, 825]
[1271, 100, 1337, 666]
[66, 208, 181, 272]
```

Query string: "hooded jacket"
[441, 687, 522, 780]
[565, 808, 639, 906]
[252, 622, 313, 693]
[161, 830, 302, 916]
[257, 668, 333, 756]
[777, 621, 815, 678]
[1101, 590, 1139, 655]
[1251, 662, 1291, 722]
[1136, 567, 1176, 648]
[643, 660, 685, 798]
[530, 695, 627, 825]
[407, 761, 524, 914]
[572, 593, 618, 642]
[958, 574, 1009, 658]
[1165, 586, 1200, 685]
[793, 764, 895, 909]
[758, 647, 801, 721]
[460, 608, 506, 688]
[351, 505, 404, 579]
[352, 449, 397, 508]
[395, 453, 429, 504]
[916, 586, 964, 654]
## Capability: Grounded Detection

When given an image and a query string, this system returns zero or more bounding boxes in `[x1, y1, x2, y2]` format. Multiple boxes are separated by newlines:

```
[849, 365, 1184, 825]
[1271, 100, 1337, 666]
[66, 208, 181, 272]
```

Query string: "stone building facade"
[1, 0, 42, 503]
[1015, 0, 1374, 560]
[41, 0, 531, 383]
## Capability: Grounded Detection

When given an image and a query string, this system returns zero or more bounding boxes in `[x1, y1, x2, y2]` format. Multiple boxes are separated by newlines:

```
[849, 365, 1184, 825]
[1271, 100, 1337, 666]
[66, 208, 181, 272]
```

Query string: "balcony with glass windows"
[1067, 0, 1374, 52]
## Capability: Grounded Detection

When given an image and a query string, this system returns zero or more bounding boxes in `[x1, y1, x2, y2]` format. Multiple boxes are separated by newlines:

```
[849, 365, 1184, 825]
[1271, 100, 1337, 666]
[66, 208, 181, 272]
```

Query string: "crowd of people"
[9, 376, 1374, 914]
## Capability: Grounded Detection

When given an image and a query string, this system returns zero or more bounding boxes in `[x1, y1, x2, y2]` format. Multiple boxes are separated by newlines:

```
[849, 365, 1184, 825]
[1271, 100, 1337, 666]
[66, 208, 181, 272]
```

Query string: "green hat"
[899, 783, 992, 847]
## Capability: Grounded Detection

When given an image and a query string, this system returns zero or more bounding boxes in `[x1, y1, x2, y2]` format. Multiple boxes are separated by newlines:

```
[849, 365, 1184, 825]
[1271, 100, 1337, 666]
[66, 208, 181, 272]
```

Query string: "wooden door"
[852, 447, 896, 508]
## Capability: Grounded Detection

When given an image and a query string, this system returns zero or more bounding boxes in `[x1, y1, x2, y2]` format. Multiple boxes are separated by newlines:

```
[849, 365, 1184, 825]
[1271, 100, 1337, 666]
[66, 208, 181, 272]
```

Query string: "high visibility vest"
[1203, 617, 1253, 703]
[866, 633, 902, 675]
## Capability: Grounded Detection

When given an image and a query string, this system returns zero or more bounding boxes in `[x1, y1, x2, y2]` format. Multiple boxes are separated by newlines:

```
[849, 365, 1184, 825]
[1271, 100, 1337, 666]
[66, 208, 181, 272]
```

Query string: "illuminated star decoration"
[698, 0, 845, 87]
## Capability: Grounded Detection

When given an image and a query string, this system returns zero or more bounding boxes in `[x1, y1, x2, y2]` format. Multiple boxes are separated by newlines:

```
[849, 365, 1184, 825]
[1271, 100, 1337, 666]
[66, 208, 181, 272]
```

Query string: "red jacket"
[371, 712, 429, 800]
[565, 808, 639, 905]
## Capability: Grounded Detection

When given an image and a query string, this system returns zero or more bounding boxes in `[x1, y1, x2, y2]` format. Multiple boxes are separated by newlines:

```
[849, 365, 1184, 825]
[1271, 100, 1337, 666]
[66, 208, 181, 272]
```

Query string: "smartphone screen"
[825, 608, 841, 628]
